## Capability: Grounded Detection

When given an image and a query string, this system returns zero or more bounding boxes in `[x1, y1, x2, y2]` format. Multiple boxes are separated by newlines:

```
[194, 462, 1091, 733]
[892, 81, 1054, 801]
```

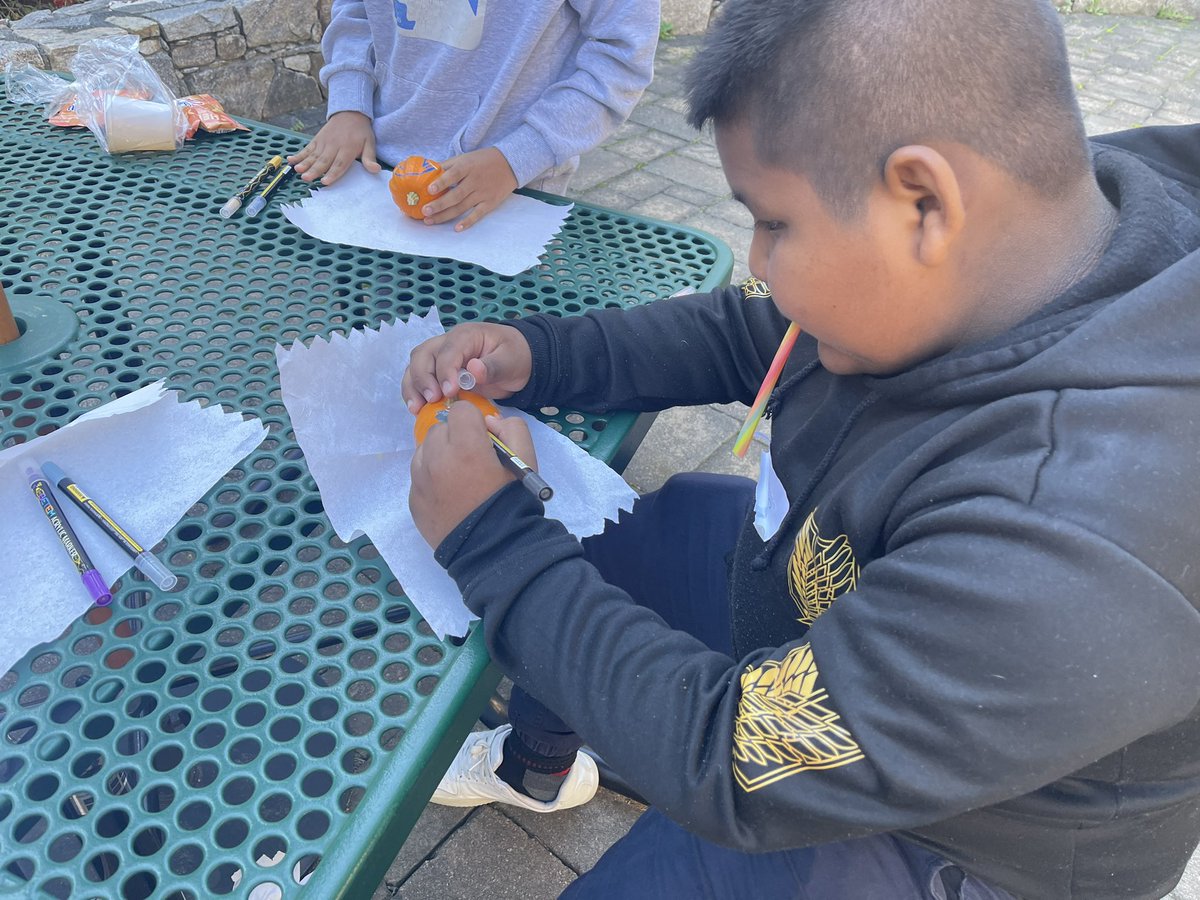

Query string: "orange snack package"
[177, 94, 249, 138]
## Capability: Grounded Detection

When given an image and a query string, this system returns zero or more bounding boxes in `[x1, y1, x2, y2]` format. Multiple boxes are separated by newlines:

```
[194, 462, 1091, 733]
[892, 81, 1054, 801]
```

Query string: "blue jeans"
[509, 473, 1012, 900]
[507, 472, 743, 758]
[564, 808, 1013, 900]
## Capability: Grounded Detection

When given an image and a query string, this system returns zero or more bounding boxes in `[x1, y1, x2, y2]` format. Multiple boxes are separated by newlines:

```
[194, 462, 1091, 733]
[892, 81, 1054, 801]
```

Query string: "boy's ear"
[881, 145, 965, 268]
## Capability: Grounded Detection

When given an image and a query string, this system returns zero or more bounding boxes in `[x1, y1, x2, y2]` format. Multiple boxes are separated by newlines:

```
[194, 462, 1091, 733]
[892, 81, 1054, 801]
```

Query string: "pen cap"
[82, 569, 113, 606]
[40, 460, 68, 486]
[134, 551, 178, 591]
[523, 469, 553, 502]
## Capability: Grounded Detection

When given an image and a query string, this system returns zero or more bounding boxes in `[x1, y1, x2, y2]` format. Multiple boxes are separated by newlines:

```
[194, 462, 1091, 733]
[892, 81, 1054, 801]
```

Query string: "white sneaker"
[431, 724, 599, 812]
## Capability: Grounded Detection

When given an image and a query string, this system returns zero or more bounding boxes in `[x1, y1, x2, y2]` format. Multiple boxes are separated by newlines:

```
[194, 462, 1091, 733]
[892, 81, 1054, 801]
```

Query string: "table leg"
[608, 411, 659, 475]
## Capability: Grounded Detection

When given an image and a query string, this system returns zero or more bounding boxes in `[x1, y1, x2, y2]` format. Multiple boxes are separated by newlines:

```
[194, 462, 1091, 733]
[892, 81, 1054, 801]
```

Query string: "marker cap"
[40, 460, 67, 486]
[82, 569, 113, 606]
[134, 551, 178, 591]
[523, 469, 553, 502]
[244, 196, 266, 218]
[219, 198, 241, 218]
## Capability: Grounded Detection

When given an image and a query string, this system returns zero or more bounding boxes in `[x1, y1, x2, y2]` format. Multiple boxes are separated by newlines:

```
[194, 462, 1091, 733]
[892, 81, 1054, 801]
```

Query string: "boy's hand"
[289, 111, 381, 185]
[410, 405, 538, 548]
[401, 323, 533, 414]
[420, 147, 518, 231]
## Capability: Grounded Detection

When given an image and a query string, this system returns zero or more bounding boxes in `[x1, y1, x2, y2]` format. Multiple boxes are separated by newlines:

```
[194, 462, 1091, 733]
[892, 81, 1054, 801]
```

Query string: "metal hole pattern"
[0, 99, 728, 898]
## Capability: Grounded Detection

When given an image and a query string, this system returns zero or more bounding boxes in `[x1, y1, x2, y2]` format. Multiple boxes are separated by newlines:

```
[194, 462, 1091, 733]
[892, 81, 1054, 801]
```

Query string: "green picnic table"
[0, 96, 731, 899]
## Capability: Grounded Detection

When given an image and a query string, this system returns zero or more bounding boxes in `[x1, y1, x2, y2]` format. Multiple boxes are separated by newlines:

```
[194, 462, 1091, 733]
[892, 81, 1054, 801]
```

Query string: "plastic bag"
[4, 35, 187, 153]
[3, 61, 74, 119]
[70, 35, 187, 153]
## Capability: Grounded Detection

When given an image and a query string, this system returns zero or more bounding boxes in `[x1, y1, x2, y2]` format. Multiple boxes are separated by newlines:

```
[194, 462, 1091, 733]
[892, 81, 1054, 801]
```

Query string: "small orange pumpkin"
[413, 390, 500, 445]
[389, 155, 443, 220]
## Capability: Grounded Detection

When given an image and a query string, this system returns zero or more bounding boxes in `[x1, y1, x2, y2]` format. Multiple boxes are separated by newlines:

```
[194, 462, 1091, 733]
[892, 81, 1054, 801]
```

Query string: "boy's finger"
[300, 150, 330, 182]
[428, 159, 460, 195]
[400, 367, 425, 414]
[463, 357, 490, 390]
[407, 337, 456, 405]
[362, 134, 381, 173]
[444, 399, 490, 447]
[420, 188, 460, 220]
[323, 148, 354, 184]
[291, 143, 321, 173]
[407, 364, 443, 406]
[424, 196, 471, 226]
[433, 343, 472, 397]
[454, 203, 486, 232]
[485, 414, 537, 469]
[288, 143, 313, 166]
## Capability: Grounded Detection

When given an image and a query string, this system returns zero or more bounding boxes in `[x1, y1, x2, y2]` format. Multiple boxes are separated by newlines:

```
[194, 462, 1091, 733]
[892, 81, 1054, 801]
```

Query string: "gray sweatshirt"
[319, 0, 659, 192]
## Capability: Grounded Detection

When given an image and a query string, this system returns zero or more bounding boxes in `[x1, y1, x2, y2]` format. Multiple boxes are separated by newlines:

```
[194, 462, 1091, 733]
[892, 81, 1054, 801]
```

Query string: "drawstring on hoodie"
[765, 358, 822, 421]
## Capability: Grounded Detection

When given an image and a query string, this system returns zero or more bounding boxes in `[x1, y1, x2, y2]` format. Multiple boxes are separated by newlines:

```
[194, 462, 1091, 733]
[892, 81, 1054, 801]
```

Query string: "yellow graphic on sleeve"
[739, 276, 772, 299]
[733, 644, 864, 792]
[789, 509, 859, 626]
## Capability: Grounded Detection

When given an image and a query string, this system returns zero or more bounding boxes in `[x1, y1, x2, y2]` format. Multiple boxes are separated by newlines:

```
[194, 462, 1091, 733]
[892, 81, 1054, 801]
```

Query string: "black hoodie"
[434, 126, 1200, 899]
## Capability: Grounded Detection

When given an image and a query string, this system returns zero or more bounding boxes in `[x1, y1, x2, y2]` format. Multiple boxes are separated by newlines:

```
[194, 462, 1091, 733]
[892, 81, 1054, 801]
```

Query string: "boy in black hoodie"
[404, 0, 1200, 896]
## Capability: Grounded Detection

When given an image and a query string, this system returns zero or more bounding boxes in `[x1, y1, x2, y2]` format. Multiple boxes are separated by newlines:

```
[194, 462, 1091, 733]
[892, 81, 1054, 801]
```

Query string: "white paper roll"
[102, 95, 178, 153]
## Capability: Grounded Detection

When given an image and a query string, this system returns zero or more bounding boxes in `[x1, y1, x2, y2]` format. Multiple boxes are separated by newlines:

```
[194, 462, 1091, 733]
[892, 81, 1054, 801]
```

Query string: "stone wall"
[0, 0, 332, 120]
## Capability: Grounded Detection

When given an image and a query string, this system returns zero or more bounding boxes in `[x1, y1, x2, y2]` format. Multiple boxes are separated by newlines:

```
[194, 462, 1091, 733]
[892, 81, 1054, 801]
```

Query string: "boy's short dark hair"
[687, 0, 1092, 219]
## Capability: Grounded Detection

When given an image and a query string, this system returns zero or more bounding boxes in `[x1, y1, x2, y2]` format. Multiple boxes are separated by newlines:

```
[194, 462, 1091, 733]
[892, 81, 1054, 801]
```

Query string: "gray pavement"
[283, 13, 1200, 900]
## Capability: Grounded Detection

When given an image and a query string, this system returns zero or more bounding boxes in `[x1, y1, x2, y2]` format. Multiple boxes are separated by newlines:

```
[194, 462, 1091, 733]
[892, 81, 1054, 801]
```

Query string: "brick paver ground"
[268, 13, 1200, 899]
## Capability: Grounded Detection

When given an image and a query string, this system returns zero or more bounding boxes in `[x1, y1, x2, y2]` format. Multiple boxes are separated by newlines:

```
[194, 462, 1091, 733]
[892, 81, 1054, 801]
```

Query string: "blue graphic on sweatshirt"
[394, 0, 416, 30]
[394, 0, 486, 50]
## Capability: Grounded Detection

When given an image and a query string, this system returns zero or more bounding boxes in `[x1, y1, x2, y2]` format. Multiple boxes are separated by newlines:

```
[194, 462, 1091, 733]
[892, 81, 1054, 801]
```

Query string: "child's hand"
[401, 323, 533, 414]
[410, 404, 538, 548]
[289, 111, 381, 185]
[420, 147, 518, 231]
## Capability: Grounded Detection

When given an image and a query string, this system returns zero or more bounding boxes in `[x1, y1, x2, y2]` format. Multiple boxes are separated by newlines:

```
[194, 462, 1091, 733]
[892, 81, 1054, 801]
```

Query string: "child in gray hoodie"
[289, 0, 659, 230]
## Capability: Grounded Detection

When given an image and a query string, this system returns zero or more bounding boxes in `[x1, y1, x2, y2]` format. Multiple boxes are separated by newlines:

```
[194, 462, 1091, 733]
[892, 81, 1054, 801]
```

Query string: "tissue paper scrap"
[280, 163, 572, 277]
[276, 309, 638, 637]
[754, 449, 789, 541]
[0, 382, 267, 677]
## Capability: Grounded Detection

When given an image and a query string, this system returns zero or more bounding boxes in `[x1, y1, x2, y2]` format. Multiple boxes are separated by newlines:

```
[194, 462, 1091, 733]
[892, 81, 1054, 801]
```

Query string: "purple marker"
[25, 464, 112, 606]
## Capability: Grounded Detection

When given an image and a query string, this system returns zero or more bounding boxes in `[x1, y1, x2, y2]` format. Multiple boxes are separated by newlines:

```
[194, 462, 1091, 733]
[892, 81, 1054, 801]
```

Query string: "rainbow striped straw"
[731, 322, 801, 458]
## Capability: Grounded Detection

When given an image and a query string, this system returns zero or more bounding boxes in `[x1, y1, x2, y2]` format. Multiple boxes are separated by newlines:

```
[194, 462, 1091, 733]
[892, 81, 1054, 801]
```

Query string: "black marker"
[490, 434, 553, 501]
[25, 464, 112, 605]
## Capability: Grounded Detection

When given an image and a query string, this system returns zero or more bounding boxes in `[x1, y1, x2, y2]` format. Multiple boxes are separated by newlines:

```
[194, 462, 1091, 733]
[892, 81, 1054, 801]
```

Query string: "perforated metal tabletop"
[0, 95, 732, 900]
